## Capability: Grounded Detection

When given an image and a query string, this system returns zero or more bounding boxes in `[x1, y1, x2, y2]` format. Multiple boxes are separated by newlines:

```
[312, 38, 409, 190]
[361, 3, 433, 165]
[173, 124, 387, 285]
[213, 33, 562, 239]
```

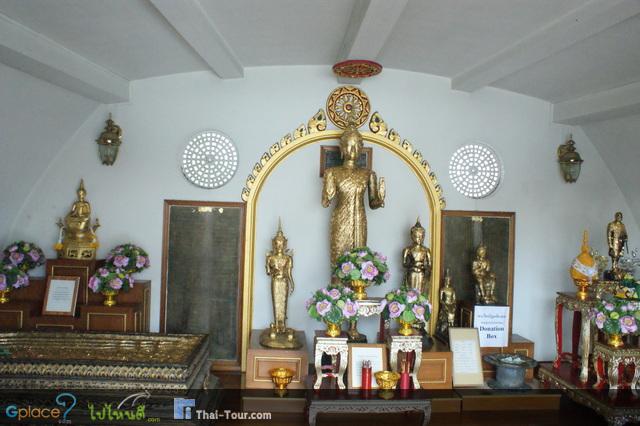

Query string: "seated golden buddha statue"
[55, 179, 100, 260]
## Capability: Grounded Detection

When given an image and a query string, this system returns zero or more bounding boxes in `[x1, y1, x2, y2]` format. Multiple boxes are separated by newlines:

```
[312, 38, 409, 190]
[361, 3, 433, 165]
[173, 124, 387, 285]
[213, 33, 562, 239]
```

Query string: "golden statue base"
[259, 326, 303, 350]
[56, 243, 97, 260]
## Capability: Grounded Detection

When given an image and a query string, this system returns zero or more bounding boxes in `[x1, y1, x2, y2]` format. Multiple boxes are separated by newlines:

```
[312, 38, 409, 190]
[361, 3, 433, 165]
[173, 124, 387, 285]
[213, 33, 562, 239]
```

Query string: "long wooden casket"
[0, 332, 219, 425]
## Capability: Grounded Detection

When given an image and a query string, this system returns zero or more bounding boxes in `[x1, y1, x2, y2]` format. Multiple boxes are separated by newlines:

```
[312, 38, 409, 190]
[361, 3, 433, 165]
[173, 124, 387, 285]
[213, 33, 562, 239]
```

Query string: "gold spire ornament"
[260, 221, 302, 349]
[402, 218, 432, 296]
[55, 180, 100, 260]
[570, 231, 598, 300]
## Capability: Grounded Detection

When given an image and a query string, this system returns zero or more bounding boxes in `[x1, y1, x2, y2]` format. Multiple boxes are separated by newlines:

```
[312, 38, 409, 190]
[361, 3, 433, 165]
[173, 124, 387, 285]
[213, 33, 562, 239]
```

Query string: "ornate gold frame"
[239, 108, 445, 371]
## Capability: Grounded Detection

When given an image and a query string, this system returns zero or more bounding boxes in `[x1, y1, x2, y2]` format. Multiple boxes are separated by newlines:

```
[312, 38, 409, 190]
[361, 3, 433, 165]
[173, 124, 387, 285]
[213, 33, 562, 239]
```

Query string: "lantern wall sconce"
[557, 135, 583, 183]
[96, 114, 123, 165]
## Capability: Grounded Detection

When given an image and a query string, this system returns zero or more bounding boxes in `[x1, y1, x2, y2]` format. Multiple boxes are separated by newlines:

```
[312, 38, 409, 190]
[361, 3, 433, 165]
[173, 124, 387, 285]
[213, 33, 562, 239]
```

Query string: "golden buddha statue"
[437, 269, 457, 335]
[607, 212, 628, 279]
[471, 244, 496, 305]
[321, 120, 385, 263]
[260, 221, 301, 349]
[55, 180, 100, 260]
[402, 218, 432, 295]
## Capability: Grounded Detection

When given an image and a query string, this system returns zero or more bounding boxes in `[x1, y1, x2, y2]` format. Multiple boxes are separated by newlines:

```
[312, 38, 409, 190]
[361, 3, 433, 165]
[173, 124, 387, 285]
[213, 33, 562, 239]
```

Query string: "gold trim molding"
[239, 101, 445, 371]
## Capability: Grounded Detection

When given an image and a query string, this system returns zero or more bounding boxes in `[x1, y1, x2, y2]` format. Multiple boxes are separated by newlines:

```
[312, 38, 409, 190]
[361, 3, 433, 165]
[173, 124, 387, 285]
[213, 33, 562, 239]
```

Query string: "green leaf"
[402, 310, 416, 323]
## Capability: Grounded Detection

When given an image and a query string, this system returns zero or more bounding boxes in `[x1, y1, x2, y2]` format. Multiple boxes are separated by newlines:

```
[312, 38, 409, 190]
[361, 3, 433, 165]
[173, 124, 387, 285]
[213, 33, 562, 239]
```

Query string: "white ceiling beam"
[553, 81, 640, 125]
[336, 0, 409, 83]
[452, 0, 640, 92]
[0, 13, 129, 103]
[150, 0, 243, 79]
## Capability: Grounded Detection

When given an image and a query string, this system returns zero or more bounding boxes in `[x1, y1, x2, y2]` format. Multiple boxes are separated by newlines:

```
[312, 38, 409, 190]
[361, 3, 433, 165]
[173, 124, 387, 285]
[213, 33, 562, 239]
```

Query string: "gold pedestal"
[259, 326, 303, 349]
[246, 330, 308, 390]
[57, 242, 97, 261]
[0, 289, 11, 304]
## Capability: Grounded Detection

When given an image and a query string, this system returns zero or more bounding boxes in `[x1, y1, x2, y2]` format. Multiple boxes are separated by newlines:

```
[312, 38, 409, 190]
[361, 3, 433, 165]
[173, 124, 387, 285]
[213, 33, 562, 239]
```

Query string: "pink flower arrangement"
[382, 287, 431, 325]
[0, 264, 29, 291]
[105, 244, 150, 274]
[592, 296, 640, 336]
[307, 285, 359, 324]
[88, 267, 134, 293]
[2, 241, 45, 273]
[333, 247, 389, 286]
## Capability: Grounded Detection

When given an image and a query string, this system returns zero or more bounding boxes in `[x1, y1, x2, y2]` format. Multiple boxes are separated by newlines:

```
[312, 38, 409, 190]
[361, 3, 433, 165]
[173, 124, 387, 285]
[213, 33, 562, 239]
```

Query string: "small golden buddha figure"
[260, 221, 301, 349]
[472, 244, 496, 305]
[437, 269, 457, 335]
[607, 212, 628, 279]
[55, 179, 100, 260]
[402, 218, 432, 296]
[322, 119, 385, 263]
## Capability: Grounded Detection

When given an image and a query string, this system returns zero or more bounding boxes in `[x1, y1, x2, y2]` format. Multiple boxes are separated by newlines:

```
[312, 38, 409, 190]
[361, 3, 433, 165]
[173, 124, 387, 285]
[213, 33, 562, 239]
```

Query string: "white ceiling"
[0, 0, 638, 122]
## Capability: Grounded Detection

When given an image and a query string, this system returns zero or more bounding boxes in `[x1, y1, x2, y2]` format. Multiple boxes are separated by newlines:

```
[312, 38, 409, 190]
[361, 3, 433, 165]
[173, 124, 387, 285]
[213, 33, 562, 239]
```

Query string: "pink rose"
[109, 278, 123, 290]
[113, 255, 129, 269]
[136, 256, 147, 269]
[88, 276, 100, 292]
[316, 300, 332, 317]
[388, 301, 405, 319]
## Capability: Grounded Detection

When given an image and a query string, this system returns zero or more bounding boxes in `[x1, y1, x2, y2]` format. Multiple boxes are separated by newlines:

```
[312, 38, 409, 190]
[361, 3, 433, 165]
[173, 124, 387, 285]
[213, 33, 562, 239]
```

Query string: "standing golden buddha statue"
[260, 221, 302, 349]
[607, 212, 628, 280]
[471, 244, 497, 305]
[437, 269, 457, 335]
[321, 120, 385, 264]
[55, 179, 100, 260]
[402, 218, 432, 295]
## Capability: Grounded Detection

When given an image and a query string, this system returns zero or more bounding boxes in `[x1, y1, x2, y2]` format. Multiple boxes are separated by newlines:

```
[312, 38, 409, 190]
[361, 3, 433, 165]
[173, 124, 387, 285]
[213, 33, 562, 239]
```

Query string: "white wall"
[0, 63, 97, 243]
[581, 113, 640, 229]
[5, 66, 638, 361]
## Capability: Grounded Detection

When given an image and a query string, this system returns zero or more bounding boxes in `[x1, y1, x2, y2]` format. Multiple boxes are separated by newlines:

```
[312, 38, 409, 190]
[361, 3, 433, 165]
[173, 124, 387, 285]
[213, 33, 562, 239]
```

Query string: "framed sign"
[319, 145, 372, 177]
[440, 210, 515, 335]
[348, 343, 387, 389]
[42, 276, 80, 316]
[474, 305, 510, 348]
[449, 327, 484, 387]
[161, 200, 246, 370]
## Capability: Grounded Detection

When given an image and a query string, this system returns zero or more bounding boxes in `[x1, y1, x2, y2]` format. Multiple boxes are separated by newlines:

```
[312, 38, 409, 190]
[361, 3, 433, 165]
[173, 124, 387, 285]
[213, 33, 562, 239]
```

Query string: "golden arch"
[239, 111, 445, 371]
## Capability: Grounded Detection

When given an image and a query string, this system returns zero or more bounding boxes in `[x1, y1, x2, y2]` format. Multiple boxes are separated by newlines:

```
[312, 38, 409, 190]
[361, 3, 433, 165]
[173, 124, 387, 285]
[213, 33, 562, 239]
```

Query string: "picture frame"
[161, 200, 246, 371]
[448, 327, 484, 387]
[319, 145, 372, 177]
[348, 343, 387, 389]
[41, 275, 80, 316]
[440, 210, 515, 336]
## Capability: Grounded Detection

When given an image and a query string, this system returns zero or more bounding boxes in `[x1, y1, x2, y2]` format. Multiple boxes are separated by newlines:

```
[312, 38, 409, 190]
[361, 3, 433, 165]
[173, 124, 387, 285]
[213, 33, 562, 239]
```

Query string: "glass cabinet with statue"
[440, 210, 515, 338]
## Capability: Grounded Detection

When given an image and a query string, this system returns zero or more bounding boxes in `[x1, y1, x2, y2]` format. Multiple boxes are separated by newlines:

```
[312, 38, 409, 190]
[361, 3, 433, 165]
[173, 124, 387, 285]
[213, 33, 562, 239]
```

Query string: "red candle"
[361, 360, 372, 390]
[399, 372, 411, 390]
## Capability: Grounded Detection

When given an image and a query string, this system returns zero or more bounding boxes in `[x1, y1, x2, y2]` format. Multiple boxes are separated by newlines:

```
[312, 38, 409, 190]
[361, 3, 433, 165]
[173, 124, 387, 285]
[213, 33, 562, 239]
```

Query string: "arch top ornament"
[241, 93, 446, 209]
[239, 87, 445, 371]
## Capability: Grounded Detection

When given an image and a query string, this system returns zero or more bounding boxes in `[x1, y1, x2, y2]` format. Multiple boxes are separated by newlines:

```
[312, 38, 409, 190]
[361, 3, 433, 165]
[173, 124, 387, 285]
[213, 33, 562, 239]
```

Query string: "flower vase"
[350, 279, 370, 300]
[325, 321, 341, 337]
[102, 289, 119, 307]
[607, 333, 624, 348]
[0, 289, 10, 304]
[398, 319, 414, 336]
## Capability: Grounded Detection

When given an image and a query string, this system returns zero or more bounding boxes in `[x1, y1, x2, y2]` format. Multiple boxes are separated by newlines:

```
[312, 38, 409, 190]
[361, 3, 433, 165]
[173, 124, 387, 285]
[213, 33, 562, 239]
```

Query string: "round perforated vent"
[449, 143, 502, 199]
[181, 131, 238, 189]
